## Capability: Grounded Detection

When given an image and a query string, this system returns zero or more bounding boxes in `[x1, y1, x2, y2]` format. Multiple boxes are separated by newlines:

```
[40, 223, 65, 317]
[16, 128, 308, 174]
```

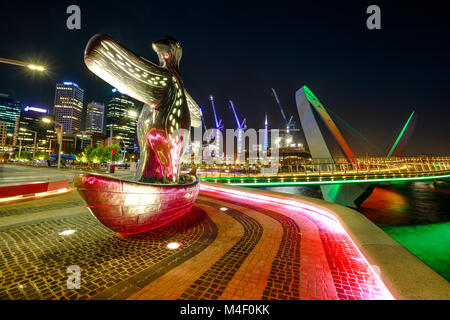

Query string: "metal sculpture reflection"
[74, 173, 199, 235]
[75, 34, 201, 235]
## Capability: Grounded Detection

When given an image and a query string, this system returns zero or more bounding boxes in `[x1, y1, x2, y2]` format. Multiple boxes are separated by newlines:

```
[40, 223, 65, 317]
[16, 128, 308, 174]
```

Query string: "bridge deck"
[200, 171, 450, 186]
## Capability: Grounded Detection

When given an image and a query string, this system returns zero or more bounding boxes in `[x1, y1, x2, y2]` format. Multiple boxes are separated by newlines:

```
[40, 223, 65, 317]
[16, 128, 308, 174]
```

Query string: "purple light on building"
[24, 106, 48, 114]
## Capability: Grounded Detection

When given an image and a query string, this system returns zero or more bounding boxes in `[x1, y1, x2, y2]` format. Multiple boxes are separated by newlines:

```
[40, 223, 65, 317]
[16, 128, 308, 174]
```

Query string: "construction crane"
[199, 106, 214, 145]
[271, 88, 296, 134]
[229, 100, 247, 161]
[210, 95, 223, 131]
[229, 100, 247, 130]
[209, 95, 223, 159]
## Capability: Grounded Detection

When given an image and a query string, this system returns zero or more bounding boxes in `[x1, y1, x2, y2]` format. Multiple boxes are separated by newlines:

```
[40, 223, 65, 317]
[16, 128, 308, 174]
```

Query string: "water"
[258, 181, 450, 281]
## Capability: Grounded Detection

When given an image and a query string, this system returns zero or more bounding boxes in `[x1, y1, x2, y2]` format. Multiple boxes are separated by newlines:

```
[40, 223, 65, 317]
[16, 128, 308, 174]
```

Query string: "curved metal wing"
[184, 90, 202, 128]
[84, 34, 171, 106]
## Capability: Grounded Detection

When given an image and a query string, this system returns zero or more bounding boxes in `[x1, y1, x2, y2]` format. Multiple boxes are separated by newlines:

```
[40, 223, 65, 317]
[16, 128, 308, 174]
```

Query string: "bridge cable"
[323, 106, 384, 156]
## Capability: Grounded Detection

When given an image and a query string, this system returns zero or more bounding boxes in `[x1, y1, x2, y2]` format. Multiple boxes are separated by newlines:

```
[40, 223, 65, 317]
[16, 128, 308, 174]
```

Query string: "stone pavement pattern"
[0, 186, 389, 300]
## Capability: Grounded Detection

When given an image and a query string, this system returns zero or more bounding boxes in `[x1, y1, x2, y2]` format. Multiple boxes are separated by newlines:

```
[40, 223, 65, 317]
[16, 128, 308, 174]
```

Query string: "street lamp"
[0, 57, 46, 72]
[42, 117, 63, 169]
[18, 136, 23, 161]
[19, 127, 37, 162]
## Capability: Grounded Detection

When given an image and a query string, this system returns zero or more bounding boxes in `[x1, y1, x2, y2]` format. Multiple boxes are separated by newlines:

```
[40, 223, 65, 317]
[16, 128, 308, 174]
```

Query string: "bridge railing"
[182, 157, 450, 179]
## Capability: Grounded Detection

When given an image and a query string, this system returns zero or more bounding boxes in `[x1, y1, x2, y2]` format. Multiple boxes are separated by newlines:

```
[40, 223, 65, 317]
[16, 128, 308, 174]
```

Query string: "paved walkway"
[0, 182, 393, 300]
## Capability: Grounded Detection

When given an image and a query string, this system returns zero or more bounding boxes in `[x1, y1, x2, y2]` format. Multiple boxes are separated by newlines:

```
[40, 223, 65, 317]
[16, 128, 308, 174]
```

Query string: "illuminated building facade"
[86, 101, 105, 134]
[0, 95, 21, 137]
[264, 113, 269, 152]
[17, 106, 56, 150]
[54, 82, 85, 134]
[106, 89, 139, 152]
[76, 131, 93, 150]
[0, 121, 7, 146]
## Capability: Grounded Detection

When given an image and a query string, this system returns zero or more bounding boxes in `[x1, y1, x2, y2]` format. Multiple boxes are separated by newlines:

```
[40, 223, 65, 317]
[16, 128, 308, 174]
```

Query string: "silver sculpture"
[75, 34, 201, 235]
[84, 34, 201, 183]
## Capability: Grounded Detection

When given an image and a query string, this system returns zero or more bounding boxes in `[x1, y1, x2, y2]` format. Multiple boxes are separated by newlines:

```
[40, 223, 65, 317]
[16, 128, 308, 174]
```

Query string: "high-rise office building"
[106, 89, 140, 153]
[86, 101, 105, 134]
[54, 82, 84, 134]
[76, 131, 94, 151]
[264, 113, 269, 152]
[17, 106, 56, 150]
[0, 121, 7, 146]
[0, 95, 21, 136]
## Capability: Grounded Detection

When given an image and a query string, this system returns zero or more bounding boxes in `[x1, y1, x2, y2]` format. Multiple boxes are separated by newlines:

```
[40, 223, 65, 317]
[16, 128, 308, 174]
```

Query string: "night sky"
[0, 1, 449, 155]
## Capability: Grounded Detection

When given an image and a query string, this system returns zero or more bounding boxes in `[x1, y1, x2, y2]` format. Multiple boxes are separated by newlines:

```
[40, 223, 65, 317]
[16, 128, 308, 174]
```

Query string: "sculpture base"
[74, 173, 200, 236]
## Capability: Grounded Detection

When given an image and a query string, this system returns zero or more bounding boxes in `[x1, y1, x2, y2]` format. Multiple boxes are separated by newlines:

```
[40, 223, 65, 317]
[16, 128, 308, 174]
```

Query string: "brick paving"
[179, 199, 263, 300]
[127, 200, 245, 300]
[0, 206, 213, 300]
[318, 225, 385, 300]
[0, 185, 392, 300]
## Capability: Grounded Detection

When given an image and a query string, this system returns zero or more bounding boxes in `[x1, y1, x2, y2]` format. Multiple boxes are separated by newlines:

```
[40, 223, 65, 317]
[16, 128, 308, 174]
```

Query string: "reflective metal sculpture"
[75, 34, 201, 235]
[74, 173, 199, 235]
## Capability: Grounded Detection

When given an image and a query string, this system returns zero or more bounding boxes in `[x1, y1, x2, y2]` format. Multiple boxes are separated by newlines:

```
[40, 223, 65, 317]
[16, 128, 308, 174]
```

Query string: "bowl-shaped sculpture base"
[74, 173, 200, 236]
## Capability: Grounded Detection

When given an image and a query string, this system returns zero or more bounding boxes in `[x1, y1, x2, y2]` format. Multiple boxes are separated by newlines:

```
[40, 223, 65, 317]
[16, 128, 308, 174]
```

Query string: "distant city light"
[42, 118, 52, 123]
[24, 106, 47, 113]
[58, 229, 76, 236]
[165, 242, 182, 250]
[128, 110, 137, 118]
[63, 82, 78, 87]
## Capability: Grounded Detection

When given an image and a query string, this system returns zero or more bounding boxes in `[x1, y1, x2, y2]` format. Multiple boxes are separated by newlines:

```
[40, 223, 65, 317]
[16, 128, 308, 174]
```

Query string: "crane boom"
[271, 88, 296, 133]
[229, 100, 246, 129]
[271, 88, 288, 124]
[210, 95, 223, 130]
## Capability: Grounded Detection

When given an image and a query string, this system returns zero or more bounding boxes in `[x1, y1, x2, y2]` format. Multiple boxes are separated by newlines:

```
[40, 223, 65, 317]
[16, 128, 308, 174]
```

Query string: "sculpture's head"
[152, 36, 182, 69]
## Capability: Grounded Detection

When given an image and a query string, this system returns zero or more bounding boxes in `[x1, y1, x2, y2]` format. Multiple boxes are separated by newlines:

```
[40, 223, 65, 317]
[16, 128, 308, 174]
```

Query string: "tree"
[76, 144, 121, 164]
[104, 144, 121, 163]
[36, 151, 50, 161]
[14, 150, 32, 161]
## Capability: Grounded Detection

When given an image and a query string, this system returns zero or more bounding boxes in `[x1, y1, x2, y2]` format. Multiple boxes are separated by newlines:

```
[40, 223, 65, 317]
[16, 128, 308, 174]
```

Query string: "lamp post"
[18, 137, 22, 161]
[32, 130, 37, 162]
[48, 138, 52, 157]
[42, 118, 63, 169]
[0, 57, 46, 72]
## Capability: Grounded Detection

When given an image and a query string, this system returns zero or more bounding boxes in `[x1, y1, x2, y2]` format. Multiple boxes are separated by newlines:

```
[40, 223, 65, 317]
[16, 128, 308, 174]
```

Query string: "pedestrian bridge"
[182, 156, 450, 207]
[194, 157, 450, 187]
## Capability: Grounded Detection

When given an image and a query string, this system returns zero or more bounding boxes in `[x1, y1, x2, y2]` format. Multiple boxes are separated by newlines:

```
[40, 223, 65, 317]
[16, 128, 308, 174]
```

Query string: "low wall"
[205, 182, 450, 300]
[0, 180, 69, 199]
